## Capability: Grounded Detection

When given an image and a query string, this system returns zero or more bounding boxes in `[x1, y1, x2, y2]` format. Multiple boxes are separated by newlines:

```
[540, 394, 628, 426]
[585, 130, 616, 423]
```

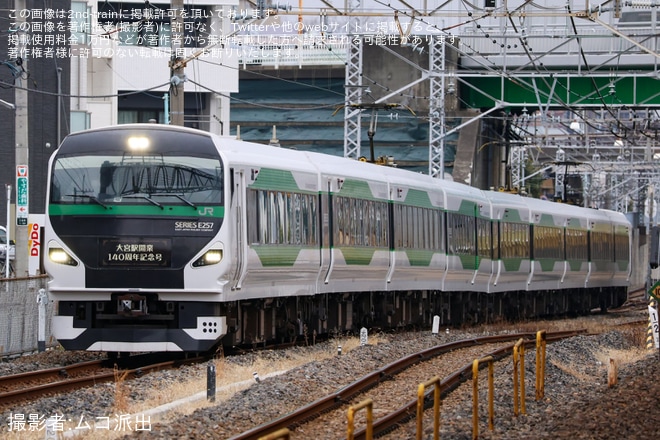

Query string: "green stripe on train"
[405, 249, 436, 266]
[337, 180, 383, 201]
[454, 199, 490, 220]
[253, 246, 302, 267]
[338, 247, 380, 265]
[537, 214, 558, 227]
[502, 258, 524, 272]
[501, 209, 524, 223]
[567, 259, 586, 271]
[248, 168, 304, 192]
[402, 189, 434, 209]
[459, 254, 478, 270]
[49, 204, 225, 217]
[538, 258, 558, 272]
[455, 200, 477, 217]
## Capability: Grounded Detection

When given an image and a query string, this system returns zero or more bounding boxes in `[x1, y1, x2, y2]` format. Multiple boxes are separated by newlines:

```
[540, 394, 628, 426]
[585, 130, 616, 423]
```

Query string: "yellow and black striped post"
[648, 299, 658, 351]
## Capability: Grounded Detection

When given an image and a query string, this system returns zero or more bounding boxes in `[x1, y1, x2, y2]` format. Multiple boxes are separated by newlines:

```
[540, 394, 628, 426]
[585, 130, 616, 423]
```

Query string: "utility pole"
[169, 0, 185, 126]
[14, 0, 29, 277]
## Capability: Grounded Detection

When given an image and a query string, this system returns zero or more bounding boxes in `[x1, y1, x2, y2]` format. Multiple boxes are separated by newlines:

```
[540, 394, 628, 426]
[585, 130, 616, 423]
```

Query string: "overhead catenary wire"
[0, 79, 172, 99]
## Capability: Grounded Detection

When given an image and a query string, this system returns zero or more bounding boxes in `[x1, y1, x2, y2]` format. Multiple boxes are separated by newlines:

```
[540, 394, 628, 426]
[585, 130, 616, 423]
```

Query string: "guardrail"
[347, 398, 374, 440]
[257, 428, 291, 440]
[513, 338, 526, 416]
[536, 330, 547, 400]
[472, 355, 495, 439]
[416, 376, 441, 440]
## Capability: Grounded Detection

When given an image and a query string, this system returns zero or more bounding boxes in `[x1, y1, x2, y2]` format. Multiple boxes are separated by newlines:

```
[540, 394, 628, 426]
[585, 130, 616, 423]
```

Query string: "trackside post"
[513, 338, 526, 416]
[416, 376, 441, 440]
[207, 361, 216, 402]
[472, 356, 494, 440]
[536, 330, 547, 400]
[347, 398, 374, 440]
[37, 288, 48, 352]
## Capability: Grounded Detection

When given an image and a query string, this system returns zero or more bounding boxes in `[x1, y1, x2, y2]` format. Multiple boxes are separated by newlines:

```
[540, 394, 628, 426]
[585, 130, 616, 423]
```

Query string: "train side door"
[318, 177, 337, 290]
[231, 168, 248, 290]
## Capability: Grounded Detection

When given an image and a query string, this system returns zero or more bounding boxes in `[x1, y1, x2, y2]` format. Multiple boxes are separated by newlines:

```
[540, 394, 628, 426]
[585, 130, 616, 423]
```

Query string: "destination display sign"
[100, 238, 171, 267]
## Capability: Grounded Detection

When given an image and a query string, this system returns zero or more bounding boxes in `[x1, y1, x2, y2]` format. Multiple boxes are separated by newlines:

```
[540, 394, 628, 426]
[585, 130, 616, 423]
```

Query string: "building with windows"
[0, 0, 238, 233]
[69, 0, 237, 133]
[0, 0, 72, 226]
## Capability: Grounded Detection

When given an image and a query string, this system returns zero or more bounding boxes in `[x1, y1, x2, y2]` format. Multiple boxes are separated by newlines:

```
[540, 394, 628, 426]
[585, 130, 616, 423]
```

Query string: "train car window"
[614, 230, 630, 263]
[533, 226, 563, 260]
[333, 196, 389, 248]
[591, 230, 614, 262]
[499, 222, 530, 259]
[565, 228, 588, 261]
[447, 213, 476, 256]
[431, 209, 441, 251]
[301, 194, 318, 245]
[248, 190, 318, 246]
[476, 218, 492, 259]
[393, 204, 443, 251]
[52, 155, 223, 206]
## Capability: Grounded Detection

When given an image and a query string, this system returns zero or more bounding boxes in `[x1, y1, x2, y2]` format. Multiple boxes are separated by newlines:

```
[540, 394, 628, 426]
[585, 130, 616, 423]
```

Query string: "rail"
[0, 354, 208, 407]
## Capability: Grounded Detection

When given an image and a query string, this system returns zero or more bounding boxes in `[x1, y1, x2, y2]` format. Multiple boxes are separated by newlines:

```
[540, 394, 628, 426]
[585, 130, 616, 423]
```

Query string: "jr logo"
[198, 207, 214, 216]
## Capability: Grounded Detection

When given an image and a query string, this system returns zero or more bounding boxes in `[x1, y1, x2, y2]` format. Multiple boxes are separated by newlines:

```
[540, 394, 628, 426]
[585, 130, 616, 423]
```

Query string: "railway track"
[229, 330, 584, 440]
[0, 307, 644, 438]
[0, 354, 208, 408]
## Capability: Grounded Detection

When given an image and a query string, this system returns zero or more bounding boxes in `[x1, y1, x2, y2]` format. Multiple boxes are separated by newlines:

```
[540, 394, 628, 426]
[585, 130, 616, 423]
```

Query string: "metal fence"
[0, 276, 52, 358]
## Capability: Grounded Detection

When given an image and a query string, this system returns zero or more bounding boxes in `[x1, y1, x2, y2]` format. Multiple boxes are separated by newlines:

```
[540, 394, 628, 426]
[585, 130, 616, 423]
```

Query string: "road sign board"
[649, 280, 660, 301]
[16, 165, 28, 226]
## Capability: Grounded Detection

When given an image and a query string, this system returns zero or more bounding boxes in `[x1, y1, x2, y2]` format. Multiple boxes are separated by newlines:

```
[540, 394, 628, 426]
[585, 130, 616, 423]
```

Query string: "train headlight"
[192, 249, 223, 267]
[49, 247, 79, 266]
[127, 136, 150, 151]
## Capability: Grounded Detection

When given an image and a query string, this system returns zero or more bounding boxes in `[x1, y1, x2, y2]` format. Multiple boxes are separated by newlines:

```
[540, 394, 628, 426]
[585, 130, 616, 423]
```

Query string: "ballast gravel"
[1, 309, 658, 439]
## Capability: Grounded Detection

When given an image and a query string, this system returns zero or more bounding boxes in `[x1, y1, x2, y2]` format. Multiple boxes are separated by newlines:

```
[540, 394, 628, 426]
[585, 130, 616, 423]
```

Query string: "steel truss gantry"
[327, 0, 660, 214]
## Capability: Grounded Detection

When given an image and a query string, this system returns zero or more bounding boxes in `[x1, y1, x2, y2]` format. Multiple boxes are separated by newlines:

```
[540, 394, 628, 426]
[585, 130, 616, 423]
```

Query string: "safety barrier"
[512, 338, 526, 416]
[416, 376, 441, 440]
[346, 398, 373, 440]
[258, 428, 290, 440]
[472, 356, 495, 439]
[536, 330, 547, 400]
[418, 330, 547, 440]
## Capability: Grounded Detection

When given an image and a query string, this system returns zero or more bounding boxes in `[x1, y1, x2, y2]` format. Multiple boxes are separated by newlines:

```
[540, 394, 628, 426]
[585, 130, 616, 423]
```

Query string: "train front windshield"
[50, 130, 223, 208]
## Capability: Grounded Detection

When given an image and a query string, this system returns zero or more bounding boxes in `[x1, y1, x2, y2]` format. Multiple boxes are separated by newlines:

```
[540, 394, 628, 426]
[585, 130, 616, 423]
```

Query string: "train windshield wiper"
[65, 194, 108, 209]
[149, 193, 197, 209]
[122, 195, 164, 209]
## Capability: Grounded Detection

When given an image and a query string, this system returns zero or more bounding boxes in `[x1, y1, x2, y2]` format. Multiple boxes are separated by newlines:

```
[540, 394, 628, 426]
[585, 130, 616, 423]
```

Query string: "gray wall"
[0, 276, 51, 357]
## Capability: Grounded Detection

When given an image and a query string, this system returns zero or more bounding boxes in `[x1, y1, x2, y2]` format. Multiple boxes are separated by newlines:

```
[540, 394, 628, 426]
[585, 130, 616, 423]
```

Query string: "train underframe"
[55, 286, 629, 352]
[220, 286, 629, 347]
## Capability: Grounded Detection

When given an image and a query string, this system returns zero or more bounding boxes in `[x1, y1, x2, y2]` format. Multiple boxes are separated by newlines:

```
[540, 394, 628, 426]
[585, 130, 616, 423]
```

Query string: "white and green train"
[45, 124, 631, 352]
